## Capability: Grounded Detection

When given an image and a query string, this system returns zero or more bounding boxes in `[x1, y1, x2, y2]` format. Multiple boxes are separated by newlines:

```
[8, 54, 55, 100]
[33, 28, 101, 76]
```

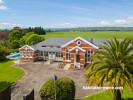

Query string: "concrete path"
[11, 61, 100, 100]
[63, 64, 71, 70]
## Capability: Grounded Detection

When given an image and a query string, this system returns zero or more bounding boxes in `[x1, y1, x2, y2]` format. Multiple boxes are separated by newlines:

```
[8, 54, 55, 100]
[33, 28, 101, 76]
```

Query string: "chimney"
[90, 38, 93, 43]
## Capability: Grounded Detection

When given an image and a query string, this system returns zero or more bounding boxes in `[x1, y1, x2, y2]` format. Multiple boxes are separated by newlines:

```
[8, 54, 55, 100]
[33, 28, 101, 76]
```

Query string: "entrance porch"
[69, 46, 86, 68]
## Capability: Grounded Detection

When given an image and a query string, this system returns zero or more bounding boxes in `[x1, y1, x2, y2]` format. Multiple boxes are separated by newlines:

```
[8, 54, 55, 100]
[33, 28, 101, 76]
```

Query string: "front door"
[48, 52, 55, 60]
[75, 54, 80, 68]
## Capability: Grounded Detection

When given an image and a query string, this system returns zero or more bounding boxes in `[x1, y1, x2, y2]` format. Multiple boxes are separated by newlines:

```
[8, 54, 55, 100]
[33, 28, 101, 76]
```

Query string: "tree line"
[50, 27, 133, 32]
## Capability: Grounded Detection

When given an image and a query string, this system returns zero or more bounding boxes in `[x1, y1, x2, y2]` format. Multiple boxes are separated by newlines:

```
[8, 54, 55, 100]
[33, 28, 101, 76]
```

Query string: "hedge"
[39, 77, 75, 100]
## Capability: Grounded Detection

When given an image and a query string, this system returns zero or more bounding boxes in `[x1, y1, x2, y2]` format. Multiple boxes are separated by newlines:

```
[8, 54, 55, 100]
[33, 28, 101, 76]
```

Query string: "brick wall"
[19, 46, 38, 62]
[61, 38, 98, 68]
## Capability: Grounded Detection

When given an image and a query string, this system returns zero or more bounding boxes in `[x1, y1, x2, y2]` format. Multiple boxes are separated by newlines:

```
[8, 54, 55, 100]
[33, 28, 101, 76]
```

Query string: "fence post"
[23, 94, 28, 100]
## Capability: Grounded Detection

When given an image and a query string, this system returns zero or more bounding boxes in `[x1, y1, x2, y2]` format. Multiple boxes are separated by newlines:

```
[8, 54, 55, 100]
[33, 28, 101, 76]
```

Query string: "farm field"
[42, 31, 133, 43]
[0, 59, 24, 92]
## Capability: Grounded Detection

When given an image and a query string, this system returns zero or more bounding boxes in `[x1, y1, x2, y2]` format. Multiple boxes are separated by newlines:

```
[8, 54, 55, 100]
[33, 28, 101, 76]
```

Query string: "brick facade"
[19, 46, 38, 62]
[61, 38, 98, 68]
[19, 37, 99, 68]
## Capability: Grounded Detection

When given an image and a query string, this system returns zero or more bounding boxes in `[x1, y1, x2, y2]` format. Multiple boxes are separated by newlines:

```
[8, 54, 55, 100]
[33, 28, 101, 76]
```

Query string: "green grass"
[0, 59, 24, 92]
[80, 86, 133, 100]
[42, 31, 133, 43]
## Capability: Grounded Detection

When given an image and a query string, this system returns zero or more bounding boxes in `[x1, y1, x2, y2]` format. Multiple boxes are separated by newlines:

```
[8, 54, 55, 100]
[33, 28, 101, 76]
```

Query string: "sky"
[0, 0, 133, 29]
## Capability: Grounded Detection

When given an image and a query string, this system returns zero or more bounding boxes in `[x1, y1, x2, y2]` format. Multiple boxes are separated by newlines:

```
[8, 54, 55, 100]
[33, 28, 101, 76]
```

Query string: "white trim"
[86, 61, 91, 63]
[65, 60, 71, 62]
[80, 64, 84, 65]
[82, 47, 93, 48]
[69, 46, 86, 52]
[61, 37, 99, 49]
[70, 53, 74, 54]
[77, 41, 81, 45]
[80, 59, 84, 60]
[19, 45, 35, 51]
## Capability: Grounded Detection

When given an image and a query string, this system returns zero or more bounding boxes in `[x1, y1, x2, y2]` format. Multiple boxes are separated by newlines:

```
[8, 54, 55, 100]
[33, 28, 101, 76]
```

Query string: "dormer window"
[77, 41, 81, 45]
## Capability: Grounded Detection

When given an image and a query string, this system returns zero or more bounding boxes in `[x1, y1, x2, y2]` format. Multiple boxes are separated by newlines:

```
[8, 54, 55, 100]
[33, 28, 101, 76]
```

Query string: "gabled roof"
[41, 38, 73, 46]
[61, 37, 99, 49]
[69, 46, 86, 52]
[19, 45, 36, 51]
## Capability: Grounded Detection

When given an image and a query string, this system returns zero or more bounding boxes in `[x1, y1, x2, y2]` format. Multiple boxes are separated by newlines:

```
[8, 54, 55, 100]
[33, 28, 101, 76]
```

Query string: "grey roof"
[29, 38, 133, 54]
[41, 38, 73, 46]
[30, 38, 73, 52]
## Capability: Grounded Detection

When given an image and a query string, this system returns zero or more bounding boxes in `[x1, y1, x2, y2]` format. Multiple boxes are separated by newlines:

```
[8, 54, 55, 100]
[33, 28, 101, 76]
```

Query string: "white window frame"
[22, 51, 24, 57]
[29, 52, 32, 58]
[26, 51, 28, 58]
[77, 41, 81, 45]
[66, 50, 71, 61]
[87, 50, 93, 63]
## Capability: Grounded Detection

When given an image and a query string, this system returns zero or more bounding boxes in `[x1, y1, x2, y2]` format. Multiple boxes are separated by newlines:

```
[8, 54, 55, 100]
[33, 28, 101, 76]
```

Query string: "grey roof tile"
[30, 38, 132, 54]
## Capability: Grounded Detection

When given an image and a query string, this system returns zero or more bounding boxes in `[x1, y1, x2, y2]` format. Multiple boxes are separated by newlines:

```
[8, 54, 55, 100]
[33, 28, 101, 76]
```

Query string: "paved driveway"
[11, 61, 100, 100]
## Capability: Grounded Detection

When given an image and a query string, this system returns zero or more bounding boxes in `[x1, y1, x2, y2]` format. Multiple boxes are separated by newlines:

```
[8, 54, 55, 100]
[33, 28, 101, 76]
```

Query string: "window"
[22, 51, 24, 57]
[39, 51, 43, 56]
[44, 52, 48, 56]
[77, 41, 81, 45]
[30, 52, 32, 57]
[56, 52, 60, 57]
[66, 50, 71, 60]
[87, 50, 93, 62]
[26, 51, 28, 57]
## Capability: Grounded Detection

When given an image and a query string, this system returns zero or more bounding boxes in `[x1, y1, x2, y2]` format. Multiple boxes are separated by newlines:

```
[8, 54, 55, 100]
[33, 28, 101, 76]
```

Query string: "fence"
[0, 86, 11, 100]
[23, 89, 34, 100]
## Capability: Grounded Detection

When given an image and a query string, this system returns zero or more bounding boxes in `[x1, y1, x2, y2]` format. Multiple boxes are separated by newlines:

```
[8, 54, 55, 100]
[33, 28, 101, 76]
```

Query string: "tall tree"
[85, 38, 133, 100]
[8, 30, 23, 49]
[19, 32, 35, 47]
[33, 27, 46, 35]
[26, 34, 45, 45]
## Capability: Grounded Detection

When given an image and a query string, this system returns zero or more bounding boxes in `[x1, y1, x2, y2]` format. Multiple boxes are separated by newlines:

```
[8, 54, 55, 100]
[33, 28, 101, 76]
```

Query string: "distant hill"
[45, 27, 133, 32]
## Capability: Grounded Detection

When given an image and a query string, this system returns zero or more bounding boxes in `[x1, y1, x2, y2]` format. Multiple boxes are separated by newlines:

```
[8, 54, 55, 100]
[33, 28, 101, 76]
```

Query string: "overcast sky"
[0, 0, 133, 29]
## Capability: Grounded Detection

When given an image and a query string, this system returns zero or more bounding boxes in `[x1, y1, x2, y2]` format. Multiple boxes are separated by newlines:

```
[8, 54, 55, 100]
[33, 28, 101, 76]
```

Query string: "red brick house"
[19, 37, 106, 68]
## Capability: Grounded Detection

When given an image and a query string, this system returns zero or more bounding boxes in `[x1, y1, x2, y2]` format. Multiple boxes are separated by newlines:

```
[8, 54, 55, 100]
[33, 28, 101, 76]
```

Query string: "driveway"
[11, 61, 100, 100]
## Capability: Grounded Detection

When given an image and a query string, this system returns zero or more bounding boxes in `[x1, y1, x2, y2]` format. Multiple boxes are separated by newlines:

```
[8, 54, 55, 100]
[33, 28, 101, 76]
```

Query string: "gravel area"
[11, 61, 100, 100]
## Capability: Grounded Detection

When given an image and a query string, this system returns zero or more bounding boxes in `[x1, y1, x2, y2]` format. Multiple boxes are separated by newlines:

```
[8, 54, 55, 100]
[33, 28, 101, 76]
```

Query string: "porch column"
[43, 51, 44, 57]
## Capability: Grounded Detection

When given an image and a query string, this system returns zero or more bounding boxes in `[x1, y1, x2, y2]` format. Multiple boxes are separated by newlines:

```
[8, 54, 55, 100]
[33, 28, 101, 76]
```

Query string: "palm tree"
[85, 38, 133, 100]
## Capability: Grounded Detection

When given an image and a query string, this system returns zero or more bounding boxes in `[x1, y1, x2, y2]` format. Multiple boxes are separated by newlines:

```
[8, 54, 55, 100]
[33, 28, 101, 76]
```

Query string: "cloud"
[0, 23, 23, 29]
[60, 22, 90, 28]
[99, 16, 133, 26]
[0, 6, 7, 10]
[0, 0, 4, 3]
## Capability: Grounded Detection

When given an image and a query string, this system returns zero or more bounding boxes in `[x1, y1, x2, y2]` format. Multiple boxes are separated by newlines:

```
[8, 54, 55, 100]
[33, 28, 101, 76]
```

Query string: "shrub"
[39, 57, 48, 61]
[0, 46, 8, 61]
[6, 49, 19, 55]
[39, 77, 75, 100]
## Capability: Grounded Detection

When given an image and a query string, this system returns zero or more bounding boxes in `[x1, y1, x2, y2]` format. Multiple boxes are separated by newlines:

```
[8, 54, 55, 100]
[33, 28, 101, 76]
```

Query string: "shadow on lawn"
[122, 98, 133, 100]
[0, 81, 13, 92]
[0, 59, 12, 63]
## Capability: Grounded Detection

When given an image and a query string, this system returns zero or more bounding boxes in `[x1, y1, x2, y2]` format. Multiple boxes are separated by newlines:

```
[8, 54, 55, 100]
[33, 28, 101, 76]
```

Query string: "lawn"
[80, 86, 133, 100]
[42, 31, 133, 43]
[0, 59, 24, 92]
